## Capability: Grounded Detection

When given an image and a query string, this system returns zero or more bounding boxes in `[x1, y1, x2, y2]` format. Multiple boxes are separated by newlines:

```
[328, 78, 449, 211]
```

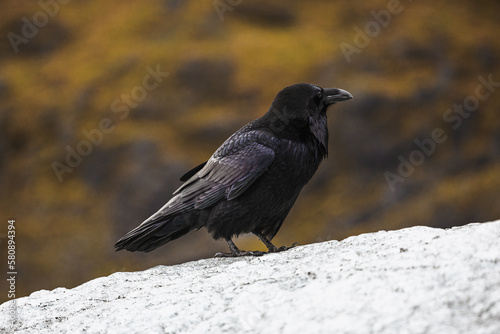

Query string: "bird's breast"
[270, 138, 324, 185]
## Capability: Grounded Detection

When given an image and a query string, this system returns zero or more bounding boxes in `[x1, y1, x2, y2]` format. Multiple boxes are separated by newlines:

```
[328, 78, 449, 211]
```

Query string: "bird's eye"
[316, 91, 323, 99]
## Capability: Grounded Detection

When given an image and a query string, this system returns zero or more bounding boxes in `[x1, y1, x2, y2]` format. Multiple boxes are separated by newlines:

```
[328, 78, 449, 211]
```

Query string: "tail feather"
[114, 214, 195, 252]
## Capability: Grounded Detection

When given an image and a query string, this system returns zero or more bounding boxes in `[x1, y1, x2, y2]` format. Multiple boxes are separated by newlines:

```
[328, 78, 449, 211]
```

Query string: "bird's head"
[272, 83, 353, 115]
[265, 83, 353, 152]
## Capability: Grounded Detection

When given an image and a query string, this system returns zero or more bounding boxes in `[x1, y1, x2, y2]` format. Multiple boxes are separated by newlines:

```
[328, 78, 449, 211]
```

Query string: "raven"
[115, 83, 353, 256]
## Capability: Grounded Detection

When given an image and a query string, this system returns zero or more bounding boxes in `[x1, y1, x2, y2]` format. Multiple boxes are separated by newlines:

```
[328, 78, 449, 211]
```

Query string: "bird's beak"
[323, 88, 353, 105]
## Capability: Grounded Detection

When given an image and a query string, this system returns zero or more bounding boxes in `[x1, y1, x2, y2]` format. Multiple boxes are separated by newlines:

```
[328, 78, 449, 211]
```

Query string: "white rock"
[1, 221, 500, 334]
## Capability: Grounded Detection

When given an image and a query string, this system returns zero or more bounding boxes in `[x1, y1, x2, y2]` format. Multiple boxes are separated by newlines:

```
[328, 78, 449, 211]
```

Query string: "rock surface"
[2, 221, 500, 334]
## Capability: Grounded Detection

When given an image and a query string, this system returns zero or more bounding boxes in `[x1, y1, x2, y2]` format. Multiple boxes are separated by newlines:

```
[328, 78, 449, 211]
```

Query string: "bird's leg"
[256, 233, 278, 252]
[226, 239, 242, 255]
[214, 239, 266, 257]
[256, 233, 300, 253]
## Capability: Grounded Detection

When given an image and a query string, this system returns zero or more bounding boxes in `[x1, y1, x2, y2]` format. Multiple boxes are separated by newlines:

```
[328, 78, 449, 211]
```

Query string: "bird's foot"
[215, 238, 300, 258]
[214, 250, 267, 258]
[216, 238, 268, 257]
[255, 233, 301, 253]
[269, 242, 301, 253]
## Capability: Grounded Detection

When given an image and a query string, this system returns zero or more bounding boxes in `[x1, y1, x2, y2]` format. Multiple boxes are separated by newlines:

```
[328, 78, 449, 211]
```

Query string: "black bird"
[115, 83, 353, 256]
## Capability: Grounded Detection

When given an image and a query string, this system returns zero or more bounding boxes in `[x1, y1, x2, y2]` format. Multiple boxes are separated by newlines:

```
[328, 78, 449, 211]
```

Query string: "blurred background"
[1, 0, 499, 302]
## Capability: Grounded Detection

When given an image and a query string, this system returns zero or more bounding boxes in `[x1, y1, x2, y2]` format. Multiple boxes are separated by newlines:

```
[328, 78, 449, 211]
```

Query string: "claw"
[214, 252, 230, 258]
[276, 242, 300, 252]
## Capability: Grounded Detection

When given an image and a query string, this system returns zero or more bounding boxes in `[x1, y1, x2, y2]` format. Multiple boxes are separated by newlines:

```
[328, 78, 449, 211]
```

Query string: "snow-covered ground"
[2, 220, 500, 334]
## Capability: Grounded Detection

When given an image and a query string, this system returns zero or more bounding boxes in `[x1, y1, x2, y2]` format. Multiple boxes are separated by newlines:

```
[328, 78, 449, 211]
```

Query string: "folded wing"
[145, 130, 276, 223]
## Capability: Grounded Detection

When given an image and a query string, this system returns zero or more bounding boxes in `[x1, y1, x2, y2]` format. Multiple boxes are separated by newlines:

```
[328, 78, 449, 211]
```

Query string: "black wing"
[146, 130, 276, 221]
